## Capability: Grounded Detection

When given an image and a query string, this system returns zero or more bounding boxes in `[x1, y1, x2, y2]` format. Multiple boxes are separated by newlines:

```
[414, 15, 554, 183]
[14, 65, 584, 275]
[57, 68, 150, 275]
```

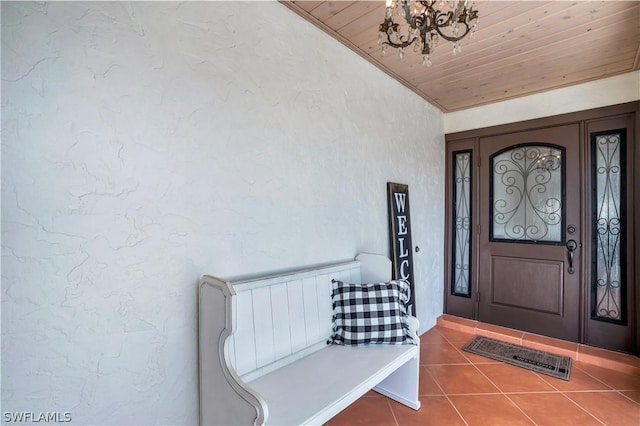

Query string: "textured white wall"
[1, 1, 445, 424]
[445, 71, 640, 133]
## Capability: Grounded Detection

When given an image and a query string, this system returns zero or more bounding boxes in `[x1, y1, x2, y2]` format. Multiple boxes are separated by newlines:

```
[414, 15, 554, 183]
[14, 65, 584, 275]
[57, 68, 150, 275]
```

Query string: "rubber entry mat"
[463, 335, 571, 380]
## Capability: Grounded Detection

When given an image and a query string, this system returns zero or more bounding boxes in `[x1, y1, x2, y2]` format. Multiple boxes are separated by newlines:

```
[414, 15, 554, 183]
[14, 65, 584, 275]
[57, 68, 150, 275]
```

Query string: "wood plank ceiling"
[281, 1, 640, 112]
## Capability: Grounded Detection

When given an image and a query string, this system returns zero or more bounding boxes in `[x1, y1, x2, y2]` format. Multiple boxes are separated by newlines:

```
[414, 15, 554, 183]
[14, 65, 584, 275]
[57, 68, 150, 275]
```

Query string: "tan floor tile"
[390, 396, 466, 426]
[420, 327, 449, 344]
[449, 394, 534, 425]
[578, 344, 640, 375]
[507, 392, 602, 426]
[475, 322, 524, 340]
[538, 365, 613, 391]
[438, 314, 478, 330]
[576, 361, 640, 390]
[565, 391, 640, 425]
[421, 342, 470, 365]
[428, 364, 500, 394]
[438, 327, 475, 343]
[419, 366, 444, 395]
[621, 390, 640, 405]
[522, 332, 578, 359]
[328, 395, 395, 426]
[475, 363, 557, 393]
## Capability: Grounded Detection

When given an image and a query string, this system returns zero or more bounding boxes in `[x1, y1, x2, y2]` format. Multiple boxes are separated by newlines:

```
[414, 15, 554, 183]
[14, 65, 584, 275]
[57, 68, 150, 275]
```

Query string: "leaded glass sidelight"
[591, 130, 626, 324]
[491, 144, 564, 243]
[452, 151, 472, 297]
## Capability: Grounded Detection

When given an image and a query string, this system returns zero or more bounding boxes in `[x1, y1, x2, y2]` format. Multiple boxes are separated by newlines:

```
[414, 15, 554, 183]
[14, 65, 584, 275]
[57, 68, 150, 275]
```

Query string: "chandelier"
[379, 0, 479, 66]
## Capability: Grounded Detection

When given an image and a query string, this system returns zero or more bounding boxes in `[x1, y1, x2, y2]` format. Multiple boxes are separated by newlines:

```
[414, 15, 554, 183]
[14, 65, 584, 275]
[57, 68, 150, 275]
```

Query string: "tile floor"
[327, 318, 640, 426]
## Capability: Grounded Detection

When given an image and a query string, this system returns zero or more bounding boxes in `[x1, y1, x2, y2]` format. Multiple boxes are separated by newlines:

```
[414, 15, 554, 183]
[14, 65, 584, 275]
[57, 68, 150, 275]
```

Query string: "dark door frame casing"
[444, 101, 640, 354]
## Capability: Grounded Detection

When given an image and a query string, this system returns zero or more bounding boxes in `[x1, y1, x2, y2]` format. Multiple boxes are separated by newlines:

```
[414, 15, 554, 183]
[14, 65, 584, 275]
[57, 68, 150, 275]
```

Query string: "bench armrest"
[199, 276, 267, 425]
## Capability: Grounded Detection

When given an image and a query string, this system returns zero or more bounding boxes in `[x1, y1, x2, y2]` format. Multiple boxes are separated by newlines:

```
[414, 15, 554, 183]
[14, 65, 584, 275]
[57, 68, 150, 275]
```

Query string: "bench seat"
[248, 344, 419, 425]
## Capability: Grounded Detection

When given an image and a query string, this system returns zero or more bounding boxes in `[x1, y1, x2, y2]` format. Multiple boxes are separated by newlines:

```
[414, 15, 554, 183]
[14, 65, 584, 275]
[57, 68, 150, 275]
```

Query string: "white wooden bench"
[198, 253, 421, 425]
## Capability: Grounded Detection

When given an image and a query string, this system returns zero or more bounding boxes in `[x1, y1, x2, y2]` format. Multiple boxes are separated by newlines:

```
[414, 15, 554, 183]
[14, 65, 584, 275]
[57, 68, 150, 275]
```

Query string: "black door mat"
[463, 335, 572, 380]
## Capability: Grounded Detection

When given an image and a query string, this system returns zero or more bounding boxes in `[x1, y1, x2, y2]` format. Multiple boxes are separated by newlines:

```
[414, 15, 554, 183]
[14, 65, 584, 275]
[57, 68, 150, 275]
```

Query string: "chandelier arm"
[379, 15, 417, 49]
[433, 10, 454, 28]
[435, 24, 472, 43]
[383, 35, 417, 49]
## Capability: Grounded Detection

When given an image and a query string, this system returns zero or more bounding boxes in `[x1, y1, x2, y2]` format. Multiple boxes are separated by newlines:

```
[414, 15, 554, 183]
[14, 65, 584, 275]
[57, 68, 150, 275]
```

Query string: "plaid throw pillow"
[327, 279, 415, 346]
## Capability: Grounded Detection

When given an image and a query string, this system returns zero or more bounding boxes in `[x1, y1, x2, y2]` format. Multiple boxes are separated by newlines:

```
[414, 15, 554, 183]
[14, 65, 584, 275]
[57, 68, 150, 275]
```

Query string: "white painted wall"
[1, 1, 445, 424]
[445, 70, 640, 133]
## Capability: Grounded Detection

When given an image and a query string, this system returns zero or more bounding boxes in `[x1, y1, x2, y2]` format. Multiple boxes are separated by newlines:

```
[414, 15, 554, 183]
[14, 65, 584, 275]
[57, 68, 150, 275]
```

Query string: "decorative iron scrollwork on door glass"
[452, 150, 472, 297]
[591, 129, 626, 324]
[490, 144, 565, 243]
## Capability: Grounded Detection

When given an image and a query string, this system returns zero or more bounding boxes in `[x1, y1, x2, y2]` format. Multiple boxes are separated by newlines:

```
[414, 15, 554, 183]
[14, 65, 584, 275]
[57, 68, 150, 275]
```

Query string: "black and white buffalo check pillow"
[327, 279, 415, 346]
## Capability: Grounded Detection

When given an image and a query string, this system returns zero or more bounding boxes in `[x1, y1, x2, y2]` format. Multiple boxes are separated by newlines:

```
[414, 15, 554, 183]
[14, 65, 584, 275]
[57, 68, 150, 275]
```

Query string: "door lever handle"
[566, 239, 578, 274]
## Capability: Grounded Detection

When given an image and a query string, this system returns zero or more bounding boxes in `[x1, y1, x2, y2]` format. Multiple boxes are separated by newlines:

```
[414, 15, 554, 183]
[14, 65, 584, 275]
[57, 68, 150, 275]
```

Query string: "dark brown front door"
[478, 124, 581, 342]
[446, 103, 638, 353]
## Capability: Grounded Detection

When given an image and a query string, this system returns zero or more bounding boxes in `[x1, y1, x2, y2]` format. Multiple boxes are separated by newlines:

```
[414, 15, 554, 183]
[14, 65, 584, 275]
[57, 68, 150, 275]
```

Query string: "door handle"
[566, 239, 578, 274]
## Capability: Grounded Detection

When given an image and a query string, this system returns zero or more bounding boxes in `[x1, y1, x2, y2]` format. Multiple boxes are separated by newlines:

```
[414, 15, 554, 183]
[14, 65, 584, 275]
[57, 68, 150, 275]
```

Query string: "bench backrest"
[228, 261, 361, 381]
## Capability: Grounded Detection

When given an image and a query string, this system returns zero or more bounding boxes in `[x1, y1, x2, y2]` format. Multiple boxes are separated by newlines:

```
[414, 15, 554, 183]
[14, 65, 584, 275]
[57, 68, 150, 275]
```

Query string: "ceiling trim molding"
[444, 71, 640, 134]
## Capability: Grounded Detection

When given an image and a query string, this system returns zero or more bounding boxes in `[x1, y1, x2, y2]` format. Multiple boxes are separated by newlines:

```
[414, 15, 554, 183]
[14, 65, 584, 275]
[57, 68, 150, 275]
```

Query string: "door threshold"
[437, 314, 639, 375]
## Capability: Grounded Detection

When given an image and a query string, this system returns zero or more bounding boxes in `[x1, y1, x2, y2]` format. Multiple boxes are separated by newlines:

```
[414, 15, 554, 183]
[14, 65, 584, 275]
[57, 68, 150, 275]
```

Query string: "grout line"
[530, 370, 565, 393]
[571, 364, 616, 390]
[423, 366, 469, 426]
[556, 392, 607, 426]
[385, 398, 399, 426]
[500, 393, 539, 426]
[617, 390, 640, 407]
[559, 389, 628, 394]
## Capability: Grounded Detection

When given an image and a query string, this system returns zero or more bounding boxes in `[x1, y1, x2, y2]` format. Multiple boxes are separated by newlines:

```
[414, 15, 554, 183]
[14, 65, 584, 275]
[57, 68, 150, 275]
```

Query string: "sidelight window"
[591, 130, 626, 324]
[452, 151, 472, 297]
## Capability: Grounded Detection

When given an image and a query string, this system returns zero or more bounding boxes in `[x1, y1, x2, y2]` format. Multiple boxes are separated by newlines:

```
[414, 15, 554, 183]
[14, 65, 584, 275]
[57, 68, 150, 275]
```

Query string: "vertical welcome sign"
[387, 182, 416, 315]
